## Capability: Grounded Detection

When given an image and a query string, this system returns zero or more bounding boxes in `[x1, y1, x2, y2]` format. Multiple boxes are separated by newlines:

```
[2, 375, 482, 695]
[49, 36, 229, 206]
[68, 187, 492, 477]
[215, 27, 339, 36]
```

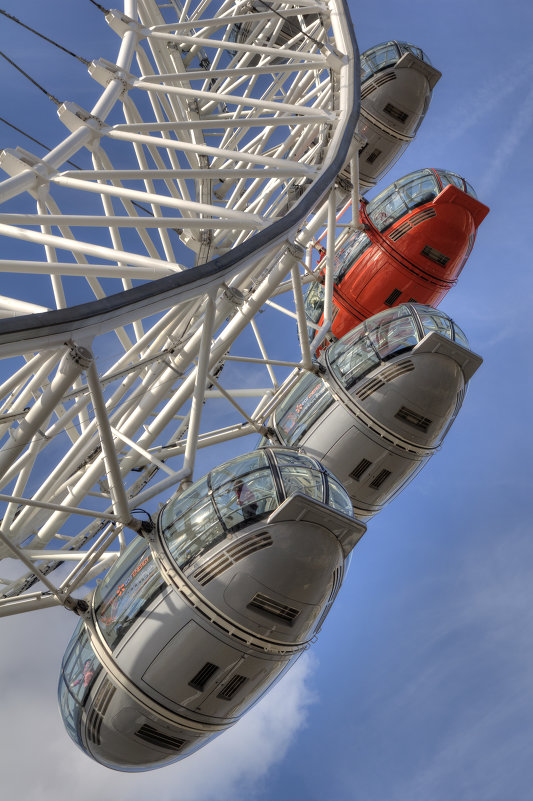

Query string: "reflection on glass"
[58, 620, 101, 746]
[304, 281, 325, 327]
[328, 330, 380, 389]
[276, 449, 325, 503]
[275, 373, 334, 446]
[367, 170, 439, 232]
[161, 448, 354, 571]
[452, 322, 469, 347]
[418, 310, 453, 340]
[360, 41, 431, 82]
[368, 313, 419, 360]
[94, 539, 163, 649]
[328, 477, 354, 516]
[213, 465, 278, 532]
[334, 233, 371, 283]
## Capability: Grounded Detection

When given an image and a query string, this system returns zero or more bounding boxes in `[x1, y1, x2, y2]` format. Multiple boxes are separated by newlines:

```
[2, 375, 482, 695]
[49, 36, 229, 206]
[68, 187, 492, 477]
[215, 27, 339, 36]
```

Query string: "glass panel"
[360, 56, 373, 82]
[304, 281, 325, 330]
[61, 620, 101, 704]
[160, 477, 209, 534]
[326, 476, 354, 516]
[367, 187, 408, 232]
[364, 42, 399, 73]
[210, 451, 269, 490]
[58, 674, 82, 744]
[334, 233, 371, 283]
[399, 174, 439, 210]
[275, 373, 334, 446]
[273, 449, 318, 471]
[328, 330, 381, 390]
[452, 321, 469, 347]
[397, 42, 430, 63]
[59, 620, 102, 746]
[436, 169, 464, 192]
[463, 180, 477, 198]
[213, 466, 278, 531]
[94, 539, 163, 649]
[417, 310, 453, 341]
[166, 497, 225, 568]
[368, 311, 419, 360]
[279, 463, 324, 503]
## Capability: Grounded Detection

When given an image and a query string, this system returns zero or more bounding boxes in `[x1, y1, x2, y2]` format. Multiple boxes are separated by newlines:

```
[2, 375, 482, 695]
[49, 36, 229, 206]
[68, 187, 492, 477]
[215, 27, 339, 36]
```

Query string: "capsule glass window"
[94, 538, 163, 649]
[275, 373, 334, 446]
[334, 233, 371, 283]
[304, 281, 325, 325]
[211, 453, 278, 530]
[58, 620, 101, 746]
[328, 328, 381, 390]
[362, 42, 400, 75]
[367, 308, 419, 360]
[327, 475, 354, 516]
[416, 309, 454, 340]
[367, 170, 439, 232]
[274, 449, 325, 504]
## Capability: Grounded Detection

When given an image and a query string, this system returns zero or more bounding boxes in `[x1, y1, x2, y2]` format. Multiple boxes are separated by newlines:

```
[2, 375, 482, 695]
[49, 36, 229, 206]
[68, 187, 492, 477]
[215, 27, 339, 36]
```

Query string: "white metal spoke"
[0, 0, 360, 610]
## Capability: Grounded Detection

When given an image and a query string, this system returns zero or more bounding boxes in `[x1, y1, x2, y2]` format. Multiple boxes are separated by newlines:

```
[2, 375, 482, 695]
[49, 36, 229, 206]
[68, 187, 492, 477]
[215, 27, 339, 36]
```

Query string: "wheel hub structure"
[0, 0, 360, 614]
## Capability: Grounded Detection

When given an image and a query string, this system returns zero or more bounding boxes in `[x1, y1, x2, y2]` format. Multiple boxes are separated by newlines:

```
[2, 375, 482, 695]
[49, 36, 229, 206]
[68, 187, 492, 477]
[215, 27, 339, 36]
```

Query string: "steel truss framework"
[0, 0, 360, 615]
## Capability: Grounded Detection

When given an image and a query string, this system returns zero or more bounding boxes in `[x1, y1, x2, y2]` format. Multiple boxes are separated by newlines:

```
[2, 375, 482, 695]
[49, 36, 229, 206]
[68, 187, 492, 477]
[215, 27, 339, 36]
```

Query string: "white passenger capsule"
[58, 449, 364, 771]
[354, 41, 442, 192]
[268, 304, 482, 520]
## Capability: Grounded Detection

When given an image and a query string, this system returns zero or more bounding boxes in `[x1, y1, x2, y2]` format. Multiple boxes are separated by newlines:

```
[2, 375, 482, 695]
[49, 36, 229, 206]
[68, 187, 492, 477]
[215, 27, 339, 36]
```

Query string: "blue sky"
[0, 1, 532, 799]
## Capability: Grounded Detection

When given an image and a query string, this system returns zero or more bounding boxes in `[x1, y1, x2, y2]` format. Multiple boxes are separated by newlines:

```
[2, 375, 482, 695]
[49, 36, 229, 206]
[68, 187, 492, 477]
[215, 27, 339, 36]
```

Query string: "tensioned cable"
[0, 117, 82, 170]
[0, 9, 91, 65]
[0, 50, 61, 106]
[88, 0, 110, 14]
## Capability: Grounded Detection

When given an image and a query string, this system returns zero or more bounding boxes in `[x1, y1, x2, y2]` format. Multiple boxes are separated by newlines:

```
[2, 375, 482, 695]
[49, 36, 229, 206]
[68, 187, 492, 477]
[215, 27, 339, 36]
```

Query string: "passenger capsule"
[305, 169, 489, 345]
[352, 42, 442, 191]
[268, 304, 482, 520]
[58, 449, 364, 771]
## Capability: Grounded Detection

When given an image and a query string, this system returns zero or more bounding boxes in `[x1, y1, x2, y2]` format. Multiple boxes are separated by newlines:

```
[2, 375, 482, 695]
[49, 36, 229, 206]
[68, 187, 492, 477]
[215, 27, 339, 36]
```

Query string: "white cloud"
[0, 607, 316, 801]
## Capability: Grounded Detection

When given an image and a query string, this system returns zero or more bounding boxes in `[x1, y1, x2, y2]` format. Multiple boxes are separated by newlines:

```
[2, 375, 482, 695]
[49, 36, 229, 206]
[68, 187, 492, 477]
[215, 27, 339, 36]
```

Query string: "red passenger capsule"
[304, 168, 489, 344]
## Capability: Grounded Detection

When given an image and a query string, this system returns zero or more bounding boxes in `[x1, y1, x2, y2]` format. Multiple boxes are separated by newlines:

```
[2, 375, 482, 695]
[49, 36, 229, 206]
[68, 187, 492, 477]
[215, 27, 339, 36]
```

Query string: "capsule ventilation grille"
[383, 102, 408, 122]
[314, 567, 344, 634]
[350, 458, 372, 481]
[366, 148, 382, 164]
[355, 359, 415, 401]
[388, 207, 436, 241]
[384, 288, 402, 306]
[328, 566, 344, 602]
[395, 406, 432, 432]
[421, 245, 450, 266]
[369, 469, 392, 490]
[193, 531, 273, 586]
[86, 677, 115, 747]
[217, 674, 248, 700]
[360, 71, 396, 99]
[189, 662, 219, 691]
[136, 724, 186, 752]
[248, 593, 300, 624]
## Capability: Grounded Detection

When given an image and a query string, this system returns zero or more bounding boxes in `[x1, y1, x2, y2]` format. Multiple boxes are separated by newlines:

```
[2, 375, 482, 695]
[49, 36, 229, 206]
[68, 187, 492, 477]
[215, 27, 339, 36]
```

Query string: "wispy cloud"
[477, 81, 533, 197]
[445, 51, 533, 143]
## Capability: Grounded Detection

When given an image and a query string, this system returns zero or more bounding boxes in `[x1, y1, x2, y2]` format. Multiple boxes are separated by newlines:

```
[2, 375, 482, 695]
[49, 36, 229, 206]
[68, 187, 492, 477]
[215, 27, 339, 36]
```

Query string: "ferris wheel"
[0, 0, 361, 615]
